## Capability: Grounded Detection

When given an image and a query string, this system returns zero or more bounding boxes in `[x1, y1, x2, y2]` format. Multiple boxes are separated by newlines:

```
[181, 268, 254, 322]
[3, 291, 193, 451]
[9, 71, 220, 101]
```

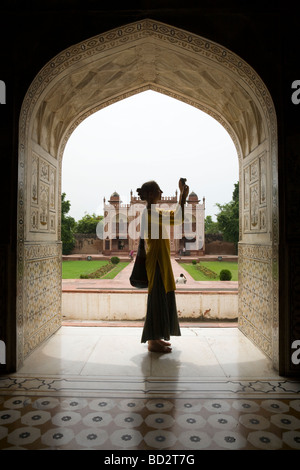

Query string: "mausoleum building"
[102, 190, 205, 256]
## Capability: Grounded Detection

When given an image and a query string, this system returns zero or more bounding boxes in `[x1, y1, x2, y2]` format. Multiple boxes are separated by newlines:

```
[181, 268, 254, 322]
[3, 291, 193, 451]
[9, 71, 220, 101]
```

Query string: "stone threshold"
[61, 320, 238, 328]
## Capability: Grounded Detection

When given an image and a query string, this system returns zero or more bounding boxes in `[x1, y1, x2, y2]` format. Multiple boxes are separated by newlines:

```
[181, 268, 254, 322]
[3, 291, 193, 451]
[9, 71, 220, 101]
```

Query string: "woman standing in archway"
[137, 178, 189, 353]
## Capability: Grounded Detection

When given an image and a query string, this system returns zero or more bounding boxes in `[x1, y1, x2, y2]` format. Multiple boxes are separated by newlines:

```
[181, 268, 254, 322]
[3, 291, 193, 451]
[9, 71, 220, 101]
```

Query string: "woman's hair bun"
[136, 181, 159, 201]
[136, 187, 146, 200]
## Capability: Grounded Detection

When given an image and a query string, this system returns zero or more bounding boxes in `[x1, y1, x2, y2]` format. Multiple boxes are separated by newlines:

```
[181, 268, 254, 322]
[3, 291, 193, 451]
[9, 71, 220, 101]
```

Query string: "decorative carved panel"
[243, 152, 268, 233]
[30, 152, 56, 233]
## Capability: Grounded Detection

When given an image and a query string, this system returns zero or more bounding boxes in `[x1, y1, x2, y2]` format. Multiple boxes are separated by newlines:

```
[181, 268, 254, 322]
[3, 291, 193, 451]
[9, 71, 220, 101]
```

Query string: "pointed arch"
[17, 19, 278, 369]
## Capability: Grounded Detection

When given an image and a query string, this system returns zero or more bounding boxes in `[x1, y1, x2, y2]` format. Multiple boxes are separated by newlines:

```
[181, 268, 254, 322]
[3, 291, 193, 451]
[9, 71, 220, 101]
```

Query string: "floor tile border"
[1, 376, 299, 399]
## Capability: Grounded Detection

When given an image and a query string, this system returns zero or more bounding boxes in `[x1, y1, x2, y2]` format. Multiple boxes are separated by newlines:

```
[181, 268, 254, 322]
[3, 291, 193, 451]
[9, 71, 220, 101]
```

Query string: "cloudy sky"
[62, 90, 238, 221]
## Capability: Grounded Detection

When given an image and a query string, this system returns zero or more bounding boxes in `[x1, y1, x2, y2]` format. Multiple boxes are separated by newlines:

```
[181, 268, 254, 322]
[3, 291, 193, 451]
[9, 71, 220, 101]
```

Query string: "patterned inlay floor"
[0, 393, 300, 450]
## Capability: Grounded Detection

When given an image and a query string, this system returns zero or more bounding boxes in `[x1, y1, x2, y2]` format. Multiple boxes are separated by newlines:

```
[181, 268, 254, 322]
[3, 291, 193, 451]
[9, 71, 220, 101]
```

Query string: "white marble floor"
[17, 326, 278, 380]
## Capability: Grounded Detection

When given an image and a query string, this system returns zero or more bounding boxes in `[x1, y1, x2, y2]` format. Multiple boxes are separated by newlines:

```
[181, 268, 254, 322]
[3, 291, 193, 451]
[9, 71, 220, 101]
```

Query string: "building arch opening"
[62, 89, 238, 259]
[17, 20, 278, 372]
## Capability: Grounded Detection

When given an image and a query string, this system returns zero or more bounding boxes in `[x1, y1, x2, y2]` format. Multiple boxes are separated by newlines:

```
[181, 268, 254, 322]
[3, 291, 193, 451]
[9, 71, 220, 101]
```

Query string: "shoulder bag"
[129, 237, 148, 288]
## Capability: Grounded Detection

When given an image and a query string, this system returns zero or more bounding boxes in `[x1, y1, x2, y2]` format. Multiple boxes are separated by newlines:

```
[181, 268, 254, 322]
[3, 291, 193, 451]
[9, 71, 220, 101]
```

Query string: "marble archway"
[17, 19, 278, 370]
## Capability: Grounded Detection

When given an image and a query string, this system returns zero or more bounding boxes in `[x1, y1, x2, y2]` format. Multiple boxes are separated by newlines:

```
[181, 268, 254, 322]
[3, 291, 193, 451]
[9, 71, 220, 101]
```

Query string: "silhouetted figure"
[137, 178, 189, 353]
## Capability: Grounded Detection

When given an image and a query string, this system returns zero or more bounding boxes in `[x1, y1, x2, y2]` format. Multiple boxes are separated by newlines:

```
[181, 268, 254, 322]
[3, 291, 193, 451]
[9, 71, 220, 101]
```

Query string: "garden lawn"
[181, 261, 238, 281]
[62, 260, 109, 279]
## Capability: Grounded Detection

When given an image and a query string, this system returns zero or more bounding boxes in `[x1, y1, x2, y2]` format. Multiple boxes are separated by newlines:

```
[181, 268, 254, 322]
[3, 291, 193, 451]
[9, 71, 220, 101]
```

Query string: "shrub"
[111, 256, 120, 265]
[192, 259, 197, 265]
[196, 263, 218, 279]
[219, 269, 232, 281]
[80, 262, 114, 279]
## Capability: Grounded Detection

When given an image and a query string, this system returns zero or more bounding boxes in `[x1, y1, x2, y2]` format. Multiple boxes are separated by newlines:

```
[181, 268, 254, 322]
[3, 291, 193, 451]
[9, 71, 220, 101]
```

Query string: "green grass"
[62, 260, 109, 279]
[180, 261, 238, 281]
[101, 262, 130, 279]
[62, 260, 130, 279]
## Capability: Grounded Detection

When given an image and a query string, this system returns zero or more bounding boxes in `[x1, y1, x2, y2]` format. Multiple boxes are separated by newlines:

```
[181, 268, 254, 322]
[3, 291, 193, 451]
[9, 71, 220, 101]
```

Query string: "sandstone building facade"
[102, 190, 205, 256]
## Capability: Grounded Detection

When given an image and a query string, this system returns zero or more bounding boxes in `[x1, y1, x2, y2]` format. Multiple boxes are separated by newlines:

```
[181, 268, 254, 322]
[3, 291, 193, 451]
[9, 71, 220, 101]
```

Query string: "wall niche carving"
[243, 152, 268, 233]
[30, 152, 56, 234]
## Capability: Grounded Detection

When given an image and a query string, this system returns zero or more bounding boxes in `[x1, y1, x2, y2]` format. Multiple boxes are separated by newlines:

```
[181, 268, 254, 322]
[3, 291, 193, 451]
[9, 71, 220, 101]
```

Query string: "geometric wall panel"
[238, 244, 273, 360]
[23, 244, 61, 358]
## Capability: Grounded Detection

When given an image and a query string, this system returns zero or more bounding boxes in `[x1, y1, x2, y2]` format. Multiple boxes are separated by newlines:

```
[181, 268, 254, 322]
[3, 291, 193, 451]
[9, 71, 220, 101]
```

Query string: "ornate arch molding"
[57, 84, 242, 161]
[20, 19, 277, 148]
[19, 18, 278, 238]
[17, 19, 279, 369]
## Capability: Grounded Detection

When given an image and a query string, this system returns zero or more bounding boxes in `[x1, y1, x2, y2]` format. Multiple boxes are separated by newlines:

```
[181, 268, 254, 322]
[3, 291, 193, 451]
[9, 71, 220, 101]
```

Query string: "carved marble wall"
[16, 136, 61, 367]
[238, 139, 278, 366]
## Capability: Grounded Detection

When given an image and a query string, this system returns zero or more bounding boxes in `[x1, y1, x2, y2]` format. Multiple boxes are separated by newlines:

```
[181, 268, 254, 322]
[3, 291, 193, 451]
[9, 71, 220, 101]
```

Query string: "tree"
[61, 193, 76, 255]
[75, 213, 103, 234]
[205, 215, 220, 234]
[215, 182, 239, 244]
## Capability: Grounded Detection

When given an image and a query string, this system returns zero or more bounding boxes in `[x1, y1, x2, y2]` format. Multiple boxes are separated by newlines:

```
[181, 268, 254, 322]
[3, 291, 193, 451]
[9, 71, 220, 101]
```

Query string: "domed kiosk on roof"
[188, 191, 199, 202]
[108, 191, 121, 205]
